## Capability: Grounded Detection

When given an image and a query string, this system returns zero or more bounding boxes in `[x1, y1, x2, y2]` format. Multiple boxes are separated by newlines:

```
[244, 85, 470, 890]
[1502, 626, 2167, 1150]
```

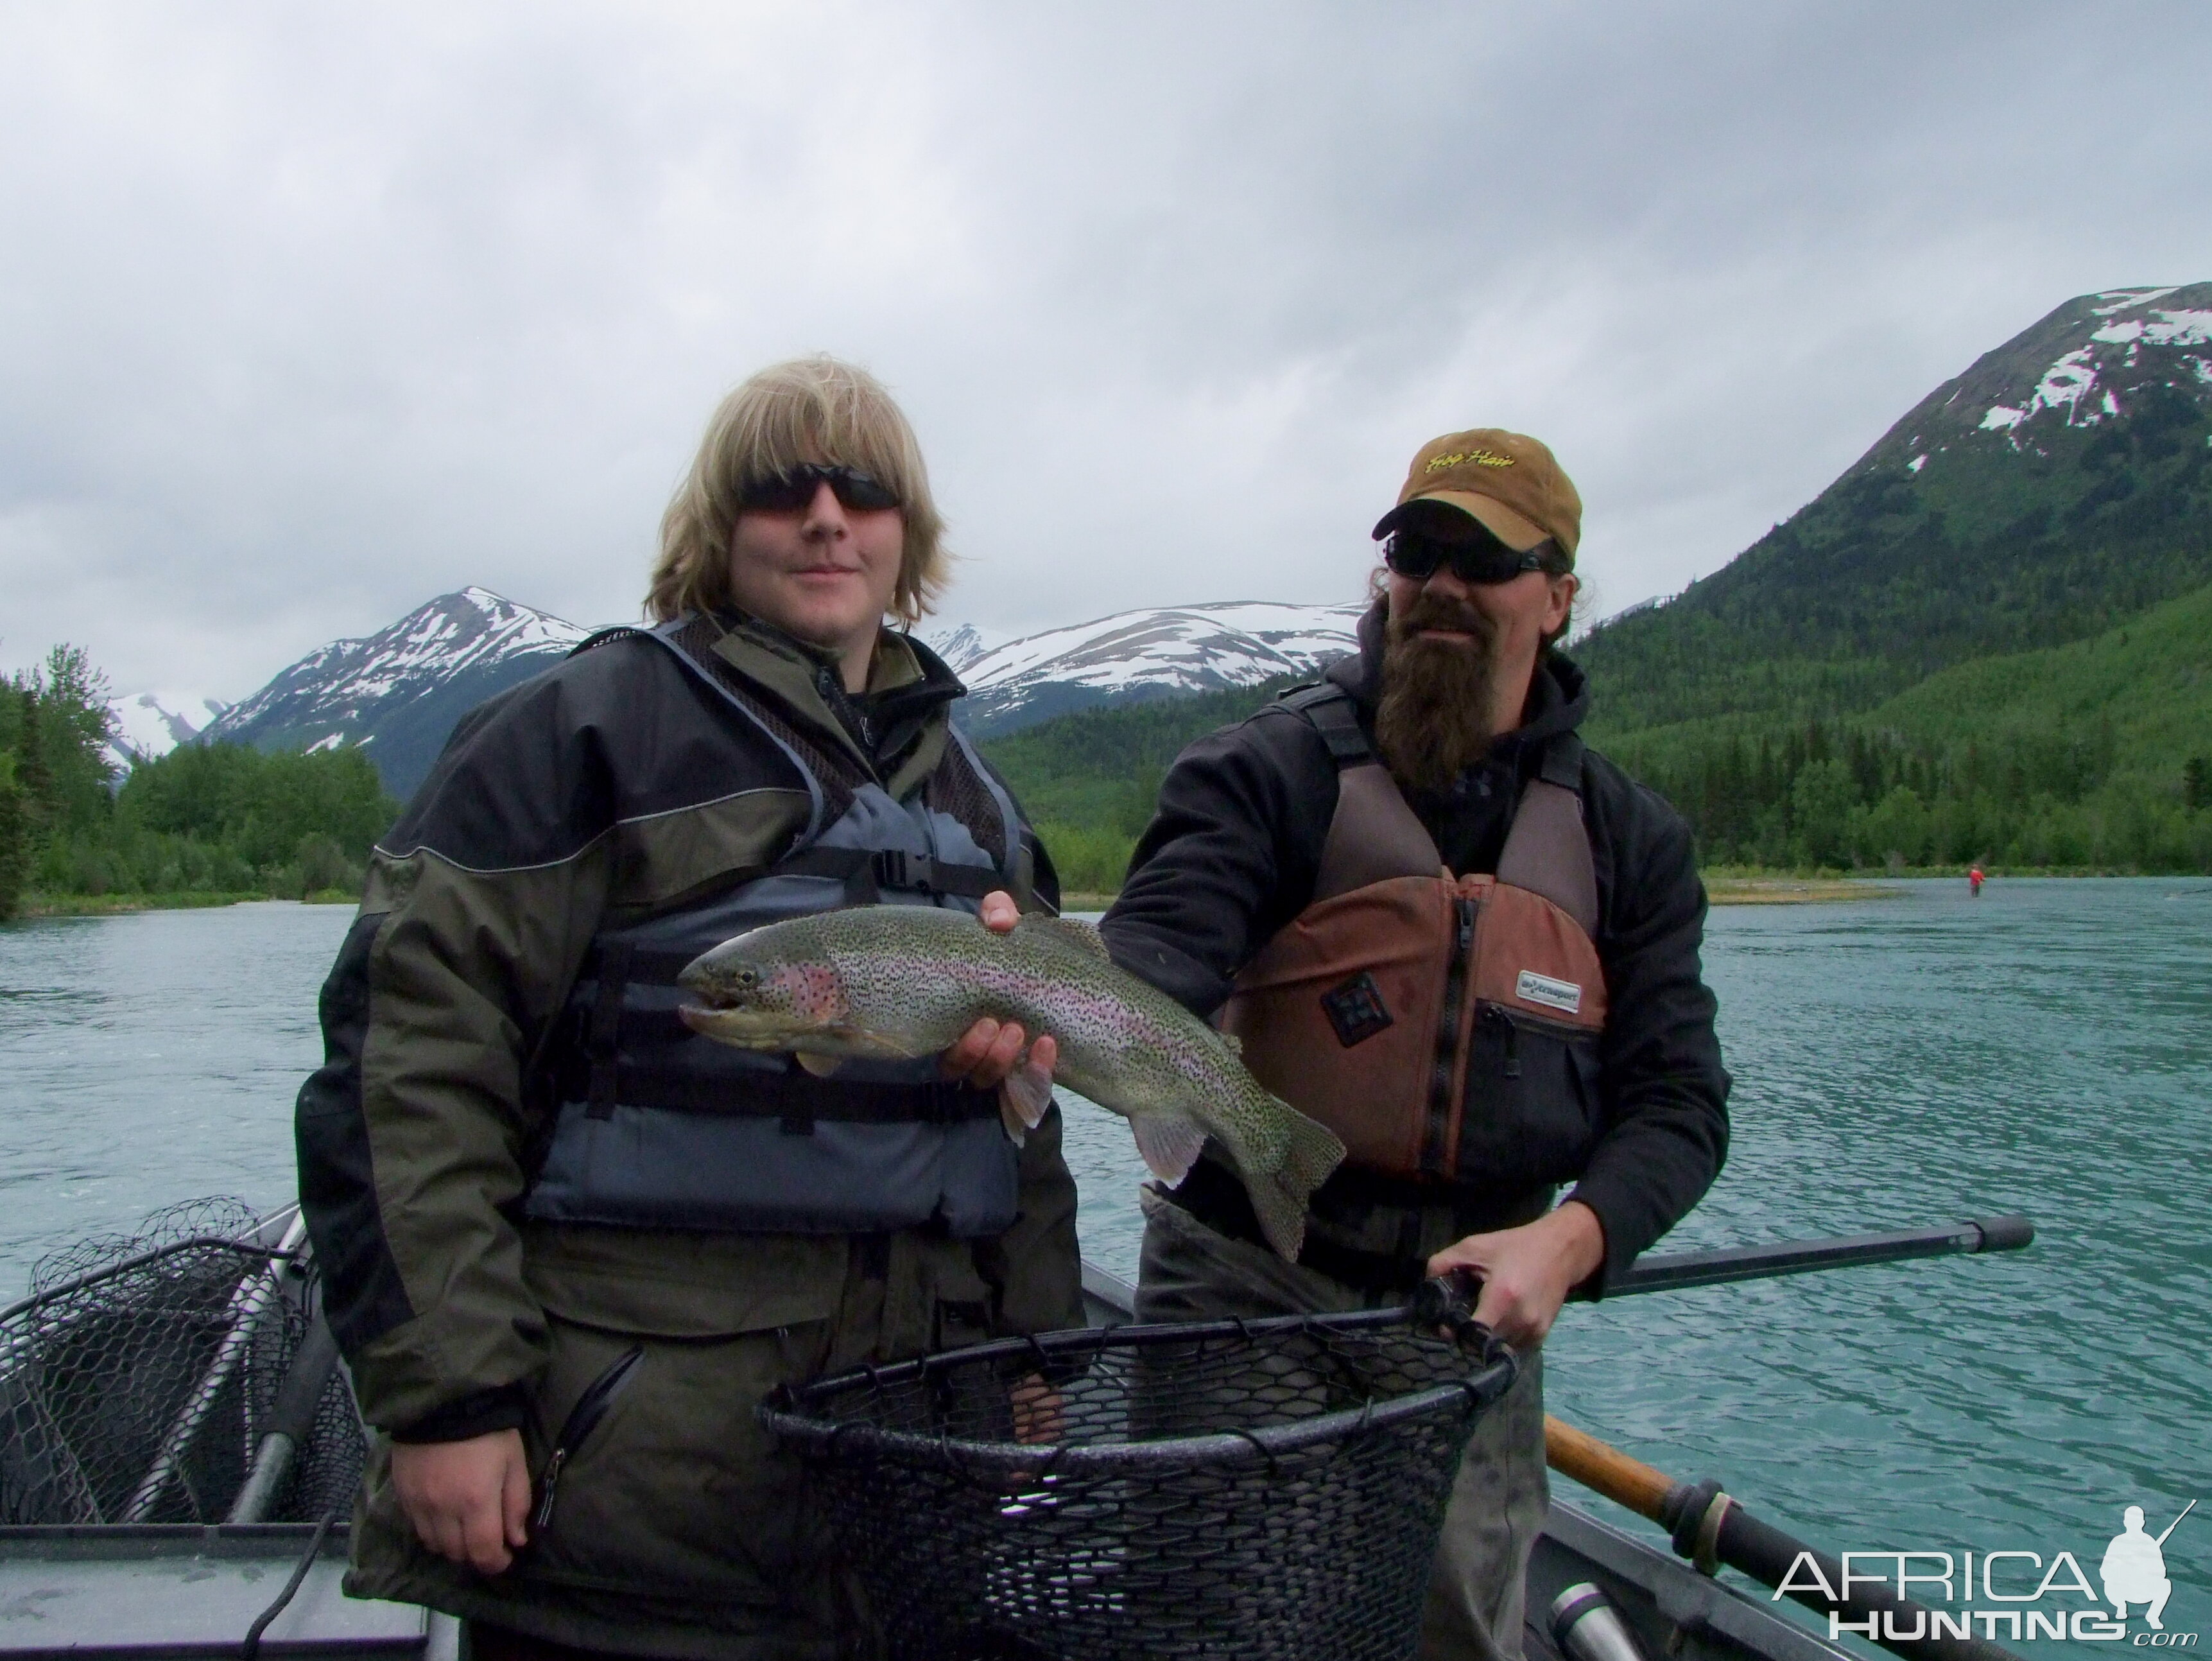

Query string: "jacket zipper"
[533, 1345, 645, 1532]
[1424, 896, 1477, 1176]
[1482, 1000, 1598, 1045]
[1491, 1005, 1522, 1077]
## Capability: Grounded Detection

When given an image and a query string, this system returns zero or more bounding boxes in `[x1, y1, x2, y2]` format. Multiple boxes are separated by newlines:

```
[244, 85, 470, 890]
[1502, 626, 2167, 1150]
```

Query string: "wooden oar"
[1544, 1417, 2020, 1661]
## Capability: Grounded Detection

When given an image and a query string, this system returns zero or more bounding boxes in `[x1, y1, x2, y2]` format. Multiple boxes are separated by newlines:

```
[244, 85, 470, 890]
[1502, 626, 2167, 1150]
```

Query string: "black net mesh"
[765, 1309, 1518, 1661]
[0, 1200, 367, 1526]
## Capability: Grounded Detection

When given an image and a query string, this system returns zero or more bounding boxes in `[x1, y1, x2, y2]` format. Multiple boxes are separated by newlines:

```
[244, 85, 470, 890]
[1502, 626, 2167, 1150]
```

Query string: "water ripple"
[1, 880, 2204, 1651]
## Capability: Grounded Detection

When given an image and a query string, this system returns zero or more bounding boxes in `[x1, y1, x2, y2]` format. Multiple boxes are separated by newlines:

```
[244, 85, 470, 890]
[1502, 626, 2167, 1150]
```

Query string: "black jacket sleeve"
[1098, 706, 1337, 1014]
[1567, 760, 1731, 1289]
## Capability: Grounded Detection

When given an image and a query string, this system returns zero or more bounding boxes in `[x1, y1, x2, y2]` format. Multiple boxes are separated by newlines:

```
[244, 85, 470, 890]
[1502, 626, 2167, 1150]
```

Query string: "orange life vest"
[1222, 686, 1607, 1188]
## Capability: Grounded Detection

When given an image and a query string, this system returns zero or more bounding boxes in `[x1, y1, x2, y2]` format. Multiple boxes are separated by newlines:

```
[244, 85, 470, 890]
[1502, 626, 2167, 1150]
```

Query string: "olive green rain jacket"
[296, 616, 1083, 1657]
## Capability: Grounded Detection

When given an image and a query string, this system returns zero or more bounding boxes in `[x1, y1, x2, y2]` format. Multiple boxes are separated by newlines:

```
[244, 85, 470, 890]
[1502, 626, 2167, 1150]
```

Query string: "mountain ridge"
[1575, 282, 2212, 735]
[187, 592, 1362, 799]
[202, 587, 590, 799]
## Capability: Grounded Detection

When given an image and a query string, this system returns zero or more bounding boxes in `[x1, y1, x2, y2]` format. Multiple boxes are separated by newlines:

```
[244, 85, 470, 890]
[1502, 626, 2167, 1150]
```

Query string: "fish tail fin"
[1240, 1097, 1347, 1262]
[1245, 1169, 1309, 1263]
[1281, 1102, 1347, 1199]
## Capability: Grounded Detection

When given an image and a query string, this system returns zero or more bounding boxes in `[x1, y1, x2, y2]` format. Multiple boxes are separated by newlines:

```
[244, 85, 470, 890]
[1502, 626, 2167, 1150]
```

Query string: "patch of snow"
[2092, 320, 2145, 344]
[2139, 309, 2212, 347]
[105, 691, 230, 759]
[2101, 391, 2121, 417]
[2088, 286, 2182, 317]
[1907, 454, 1928, 473]
[2033, 349, 2098, 422]
[306, 732, 347, 753]
[1981, 405, 2026, 431]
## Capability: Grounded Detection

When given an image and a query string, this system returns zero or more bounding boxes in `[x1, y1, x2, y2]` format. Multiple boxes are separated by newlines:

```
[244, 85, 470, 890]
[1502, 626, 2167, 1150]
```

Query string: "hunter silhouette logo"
[2105, 1502, 2194, 1631]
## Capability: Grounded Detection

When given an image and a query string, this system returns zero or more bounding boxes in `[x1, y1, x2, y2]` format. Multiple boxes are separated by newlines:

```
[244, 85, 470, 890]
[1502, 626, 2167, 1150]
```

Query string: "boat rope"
[239, 1511, 337, 1660]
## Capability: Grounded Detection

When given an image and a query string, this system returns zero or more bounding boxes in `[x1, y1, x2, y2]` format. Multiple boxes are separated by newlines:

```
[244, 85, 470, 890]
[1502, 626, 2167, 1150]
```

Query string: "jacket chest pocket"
[1452, 1002, 1603, 1189]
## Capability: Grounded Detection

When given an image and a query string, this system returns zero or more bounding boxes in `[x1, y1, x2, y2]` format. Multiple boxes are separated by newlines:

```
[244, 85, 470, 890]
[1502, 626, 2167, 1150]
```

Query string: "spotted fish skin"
[677, 908, 1344, 1260]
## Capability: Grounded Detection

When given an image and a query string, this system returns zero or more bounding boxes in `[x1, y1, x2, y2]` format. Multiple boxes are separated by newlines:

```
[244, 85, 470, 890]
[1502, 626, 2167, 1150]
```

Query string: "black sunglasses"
[738, 463, 901, 514]
[1381, 528, 1560, 585]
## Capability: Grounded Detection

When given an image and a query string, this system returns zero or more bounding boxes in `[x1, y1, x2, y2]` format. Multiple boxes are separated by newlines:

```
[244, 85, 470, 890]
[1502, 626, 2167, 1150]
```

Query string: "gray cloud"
[2, 1, 2207, 699]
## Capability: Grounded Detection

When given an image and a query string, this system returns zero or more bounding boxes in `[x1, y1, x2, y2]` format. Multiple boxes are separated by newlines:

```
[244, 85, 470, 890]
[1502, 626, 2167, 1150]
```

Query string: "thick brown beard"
[1373, 593, 1500, 794]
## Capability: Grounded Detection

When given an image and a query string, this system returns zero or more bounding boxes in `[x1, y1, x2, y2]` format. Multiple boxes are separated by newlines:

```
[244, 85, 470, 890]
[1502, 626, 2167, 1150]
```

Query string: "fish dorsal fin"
[1130, 1113, 1208, 1187]
[1024, 914, 1112, 962]
[1217, 1029, 1241, 1058]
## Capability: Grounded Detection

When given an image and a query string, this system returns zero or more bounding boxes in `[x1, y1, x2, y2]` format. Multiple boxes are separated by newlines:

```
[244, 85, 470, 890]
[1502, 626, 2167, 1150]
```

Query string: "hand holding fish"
[936, 891, 1058, 1108]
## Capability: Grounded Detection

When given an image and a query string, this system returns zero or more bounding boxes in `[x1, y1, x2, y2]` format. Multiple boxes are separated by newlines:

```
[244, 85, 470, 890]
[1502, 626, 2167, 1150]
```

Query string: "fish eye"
[734, 968, 759, 989]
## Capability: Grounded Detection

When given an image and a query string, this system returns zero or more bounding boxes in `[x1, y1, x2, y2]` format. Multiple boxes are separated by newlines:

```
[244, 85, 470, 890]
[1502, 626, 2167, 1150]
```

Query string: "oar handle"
[1543, 1415, 1672, 1521]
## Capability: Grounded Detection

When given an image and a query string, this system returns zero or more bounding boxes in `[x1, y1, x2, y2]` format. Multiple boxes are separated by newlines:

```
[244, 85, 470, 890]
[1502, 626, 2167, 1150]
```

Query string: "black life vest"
[525, 617, 1029, 1239]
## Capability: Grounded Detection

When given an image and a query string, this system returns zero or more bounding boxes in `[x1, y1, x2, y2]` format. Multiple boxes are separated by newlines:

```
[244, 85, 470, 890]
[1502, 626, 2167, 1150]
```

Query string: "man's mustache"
[1389, 596, 1495, 639]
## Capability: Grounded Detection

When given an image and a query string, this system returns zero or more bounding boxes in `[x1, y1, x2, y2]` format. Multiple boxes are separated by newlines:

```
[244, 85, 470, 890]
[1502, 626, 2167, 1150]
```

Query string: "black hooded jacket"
[1100, 605, 1729, 1288]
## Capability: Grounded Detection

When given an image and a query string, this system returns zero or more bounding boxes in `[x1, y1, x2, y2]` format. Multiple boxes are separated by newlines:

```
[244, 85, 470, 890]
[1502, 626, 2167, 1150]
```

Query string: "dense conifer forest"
[983, 580, 2212, 893]
[0, 647, 397, 919]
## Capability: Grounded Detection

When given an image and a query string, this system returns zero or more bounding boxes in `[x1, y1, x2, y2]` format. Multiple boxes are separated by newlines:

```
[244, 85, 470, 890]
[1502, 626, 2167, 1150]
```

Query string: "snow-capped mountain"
[940, 600, 1365, 734]
[1574, 280, 2212, 731]
[205, 588, 590, 800]
[203, 589, 1359, 799]
[917, 622, 1010, 677]
[1863, 283, 2212, 477]
[105, 691, 230, 766]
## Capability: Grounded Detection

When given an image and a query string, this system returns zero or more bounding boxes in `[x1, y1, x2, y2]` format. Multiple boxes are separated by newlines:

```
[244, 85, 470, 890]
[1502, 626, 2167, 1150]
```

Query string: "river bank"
[15, 889, 362, 917]
[12, 863, 2184, 921]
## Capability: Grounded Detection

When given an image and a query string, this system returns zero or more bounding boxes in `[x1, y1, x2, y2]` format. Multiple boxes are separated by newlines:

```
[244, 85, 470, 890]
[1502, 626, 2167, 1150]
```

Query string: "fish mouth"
[677, 1002, 825, 1047]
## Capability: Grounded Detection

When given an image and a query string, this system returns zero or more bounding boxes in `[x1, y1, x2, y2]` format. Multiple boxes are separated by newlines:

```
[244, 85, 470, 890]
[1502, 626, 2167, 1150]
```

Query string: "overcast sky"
[3, 2, 2208, 704]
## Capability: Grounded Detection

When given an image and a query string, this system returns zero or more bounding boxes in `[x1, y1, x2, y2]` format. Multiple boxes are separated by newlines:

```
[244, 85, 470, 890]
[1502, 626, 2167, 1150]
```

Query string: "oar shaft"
[1603, 1217, 2034, 1299]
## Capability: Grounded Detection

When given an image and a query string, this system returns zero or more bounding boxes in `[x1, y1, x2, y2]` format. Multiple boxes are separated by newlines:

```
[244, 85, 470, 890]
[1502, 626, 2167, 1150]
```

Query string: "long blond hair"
[647, 356, 948, 625]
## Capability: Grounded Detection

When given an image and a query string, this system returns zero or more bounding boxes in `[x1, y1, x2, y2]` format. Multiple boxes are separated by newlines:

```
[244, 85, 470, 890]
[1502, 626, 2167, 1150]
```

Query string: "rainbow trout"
[677, 909, 1345, 1260]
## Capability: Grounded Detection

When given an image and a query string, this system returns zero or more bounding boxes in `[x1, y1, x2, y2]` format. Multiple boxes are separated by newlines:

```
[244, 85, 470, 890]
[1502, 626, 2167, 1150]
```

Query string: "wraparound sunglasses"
[738, 464, 901, 513]
[1381, 528, 1562, 585]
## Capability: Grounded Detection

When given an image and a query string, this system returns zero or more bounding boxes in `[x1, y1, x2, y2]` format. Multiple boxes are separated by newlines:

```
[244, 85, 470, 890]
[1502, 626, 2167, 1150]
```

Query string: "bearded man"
[1096, 428, 1731, 1661]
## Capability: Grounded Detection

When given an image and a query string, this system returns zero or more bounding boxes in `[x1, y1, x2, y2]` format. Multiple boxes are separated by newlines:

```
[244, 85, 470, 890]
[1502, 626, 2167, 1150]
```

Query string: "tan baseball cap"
[1372, 428, 1582, 563]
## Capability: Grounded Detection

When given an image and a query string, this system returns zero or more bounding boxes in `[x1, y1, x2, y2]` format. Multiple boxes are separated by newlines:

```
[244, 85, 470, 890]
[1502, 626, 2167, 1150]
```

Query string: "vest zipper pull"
[1502, 1013, 1522, 1079]
[531, 1448, 568, 1532]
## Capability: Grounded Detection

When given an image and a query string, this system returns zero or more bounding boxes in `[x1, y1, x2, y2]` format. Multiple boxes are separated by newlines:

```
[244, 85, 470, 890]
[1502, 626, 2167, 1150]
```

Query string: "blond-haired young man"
[299, 357, 1080, 1656]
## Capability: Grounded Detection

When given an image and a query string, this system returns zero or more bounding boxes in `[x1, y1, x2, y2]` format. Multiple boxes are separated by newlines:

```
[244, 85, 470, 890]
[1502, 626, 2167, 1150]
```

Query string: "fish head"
[676, 928, 856, 1050]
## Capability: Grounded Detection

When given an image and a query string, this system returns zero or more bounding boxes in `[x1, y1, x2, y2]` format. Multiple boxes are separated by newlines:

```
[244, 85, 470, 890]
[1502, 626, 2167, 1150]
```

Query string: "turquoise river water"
[2, 879, 2206, 1652]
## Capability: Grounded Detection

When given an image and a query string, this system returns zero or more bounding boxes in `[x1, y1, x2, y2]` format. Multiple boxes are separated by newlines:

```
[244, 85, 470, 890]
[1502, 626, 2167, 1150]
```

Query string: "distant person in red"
[1969, 866, 1985, 896]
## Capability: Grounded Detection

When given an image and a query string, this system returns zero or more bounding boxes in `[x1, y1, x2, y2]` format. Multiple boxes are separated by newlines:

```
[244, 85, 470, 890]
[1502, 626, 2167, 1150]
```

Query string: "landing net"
[763, 1308, 1517, 1661]
[0, 1199, 365, 1526]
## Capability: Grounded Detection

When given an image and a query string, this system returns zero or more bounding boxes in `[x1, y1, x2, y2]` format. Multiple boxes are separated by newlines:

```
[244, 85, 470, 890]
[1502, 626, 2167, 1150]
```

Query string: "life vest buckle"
[872, 849, 934, 894]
